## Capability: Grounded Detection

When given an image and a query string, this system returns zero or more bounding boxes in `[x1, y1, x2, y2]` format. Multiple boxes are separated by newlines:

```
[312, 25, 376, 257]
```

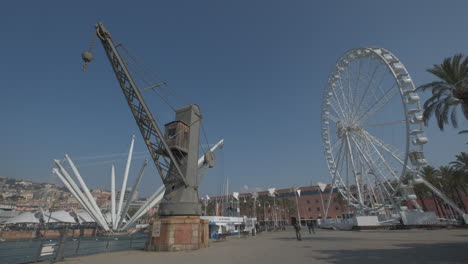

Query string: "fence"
[0, 232, 148, 264]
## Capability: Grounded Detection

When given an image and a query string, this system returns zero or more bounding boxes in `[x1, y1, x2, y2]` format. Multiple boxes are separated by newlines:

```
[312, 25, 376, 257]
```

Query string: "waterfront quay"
[59, 228, 468, 264]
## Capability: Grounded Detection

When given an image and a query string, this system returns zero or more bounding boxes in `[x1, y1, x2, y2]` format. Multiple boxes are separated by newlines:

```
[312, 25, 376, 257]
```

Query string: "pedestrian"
[307, 221, 315, 234]
[293, 222, 302, 241]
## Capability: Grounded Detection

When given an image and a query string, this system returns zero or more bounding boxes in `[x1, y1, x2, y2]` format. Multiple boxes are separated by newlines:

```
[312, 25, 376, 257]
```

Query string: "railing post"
[75, 236, 81, 255]
[35, 239, 44, 262]
[53, 228, 67, 263]
[106, 237, 110, 251]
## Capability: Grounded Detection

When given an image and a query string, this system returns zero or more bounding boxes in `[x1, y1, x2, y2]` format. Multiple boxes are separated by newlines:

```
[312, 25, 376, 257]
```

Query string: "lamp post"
[293, 187, 302, 226]
[264, 202, 271, 231]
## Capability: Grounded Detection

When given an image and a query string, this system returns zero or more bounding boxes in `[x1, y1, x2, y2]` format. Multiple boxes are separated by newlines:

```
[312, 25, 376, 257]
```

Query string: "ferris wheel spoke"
[349, 135, 396, 196]
[362, 130, 405, 167]
[330, 88, 348, 121]
[354, 64, 389, 120]
[360, 131, 401, 182]
[336, 80, 352, 120]
[330, 138, 359, 204]
[345, 135, 365, 206]
[350, 59, 362, 115]
[362, 120, 405, 128]
[355, 61, 382, 117]
[357, 82, 399, 123]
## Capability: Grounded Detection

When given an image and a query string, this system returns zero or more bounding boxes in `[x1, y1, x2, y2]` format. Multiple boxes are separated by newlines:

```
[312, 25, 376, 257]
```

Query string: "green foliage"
[417, 54, 468, 130]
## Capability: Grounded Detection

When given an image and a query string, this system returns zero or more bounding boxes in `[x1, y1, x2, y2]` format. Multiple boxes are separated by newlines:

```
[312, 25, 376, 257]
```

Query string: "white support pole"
[54, 160, 109, 231]
[121, 185, 165, 230]
[117, 135, 135, 224]
[111, 164, 117, 229]
[117, 159, 147, 229]
[65, 154, 110, 231]
[198, 139, 224, 168]
[294, 188, 301, 226]
[52, 168, 100, 224]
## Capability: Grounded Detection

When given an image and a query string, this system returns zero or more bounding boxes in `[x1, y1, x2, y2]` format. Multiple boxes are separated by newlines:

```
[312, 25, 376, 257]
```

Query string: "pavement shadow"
[316, 242, 468, 264]
[273, 236, 362, 241]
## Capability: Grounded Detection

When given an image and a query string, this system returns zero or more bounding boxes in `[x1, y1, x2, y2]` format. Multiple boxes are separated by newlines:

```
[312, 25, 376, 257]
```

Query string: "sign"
[268, 188, 276, 197]
[233, 192, 239, 200]
[296, 189, 301, 197]
[40, 244, 56, 256]
[318, 182, 327, 192]
[152, 220, 161, 237]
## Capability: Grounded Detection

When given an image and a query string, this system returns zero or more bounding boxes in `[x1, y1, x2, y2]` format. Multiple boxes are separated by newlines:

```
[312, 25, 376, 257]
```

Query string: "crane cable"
[118, 44, 191, 106]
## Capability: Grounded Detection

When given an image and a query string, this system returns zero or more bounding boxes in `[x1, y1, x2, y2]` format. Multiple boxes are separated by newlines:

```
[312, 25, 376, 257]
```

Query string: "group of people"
[293, 220, 316, 241]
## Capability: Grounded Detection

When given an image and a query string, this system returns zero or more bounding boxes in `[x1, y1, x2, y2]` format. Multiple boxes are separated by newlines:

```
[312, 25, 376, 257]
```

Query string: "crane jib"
[93, 22, 188, 187]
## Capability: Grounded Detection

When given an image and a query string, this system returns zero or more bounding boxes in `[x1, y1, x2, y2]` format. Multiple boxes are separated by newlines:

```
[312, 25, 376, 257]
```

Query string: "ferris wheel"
[321, 47, 428, 215]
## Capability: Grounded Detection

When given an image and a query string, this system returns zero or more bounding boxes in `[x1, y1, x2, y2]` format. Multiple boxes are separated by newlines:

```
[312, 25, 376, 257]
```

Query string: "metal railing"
[0, 232, 148, 264]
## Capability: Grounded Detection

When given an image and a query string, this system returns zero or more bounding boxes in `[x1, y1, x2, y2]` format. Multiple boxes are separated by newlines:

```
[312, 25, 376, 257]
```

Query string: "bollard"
[53, 229, 67, 263]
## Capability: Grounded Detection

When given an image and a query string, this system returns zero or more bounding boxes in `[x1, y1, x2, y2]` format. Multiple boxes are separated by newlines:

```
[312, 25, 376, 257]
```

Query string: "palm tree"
[420, 166, 444, 217]
[450, 152, 468, 176]
[438, 166, 467, 213]
[417, 54, 468, 130]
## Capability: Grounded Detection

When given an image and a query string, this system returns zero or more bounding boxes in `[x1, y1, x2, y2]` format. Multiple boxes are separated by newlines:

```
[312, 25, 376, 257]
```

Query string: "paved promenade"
[62, 228, 468, 264]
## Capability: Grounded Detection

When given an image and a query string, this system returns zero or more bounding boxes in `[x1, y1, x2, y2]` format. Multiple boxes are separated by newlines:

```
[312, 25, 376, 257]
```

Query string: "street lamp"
[293, 186, 302, 226]
[263, 202, 272, 231]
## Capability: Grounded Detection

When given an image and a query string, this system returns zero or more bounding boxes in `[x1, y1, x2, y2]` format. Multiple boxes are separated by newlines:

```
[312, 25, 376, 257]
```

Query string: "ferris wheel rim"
[321, 46, 428, 211]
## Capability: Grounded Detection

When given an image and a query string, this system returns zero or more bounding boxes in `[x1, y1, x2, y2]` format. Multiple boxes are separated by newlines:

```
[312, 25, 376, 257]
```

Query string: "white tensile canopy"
[76, 211, 96, 223]
[4, 211, 41, 224]
[43, 210, 76, 223]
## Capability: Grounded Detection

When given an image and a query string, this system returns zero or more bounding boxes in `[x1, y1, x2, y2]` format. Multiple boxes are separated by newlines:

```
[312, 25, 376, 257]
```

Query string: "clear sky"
[1, 0, 467, 197]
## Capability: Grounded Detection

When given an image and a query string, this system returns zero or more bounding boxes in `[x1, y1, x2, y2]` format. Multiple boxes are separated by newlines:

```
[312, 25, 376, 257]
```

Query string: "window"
[335, 206, 340, 211]
[168, 128, 177, 139]
[317, 207, 320, 211]
[315, 199, 319, 203]
[307, 200, 310, 204]
[308, 208, 311, 212]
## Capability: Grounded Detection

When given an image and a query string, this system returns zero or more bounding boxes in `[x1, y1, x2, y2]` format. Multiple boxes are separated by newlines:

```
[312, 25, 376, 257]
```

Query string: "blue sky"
[1, 0, 467, 197]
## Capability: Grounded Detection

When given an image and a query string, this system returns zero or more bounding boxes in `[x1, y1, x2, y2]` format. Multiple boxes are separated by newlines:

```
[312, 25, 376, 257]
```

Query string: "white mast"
[54, 160, 109, 231]
[121, 185, 165, 230]
[117, 159, 147, 229]
[52, 168, 100, 225]
[111, 163, 117, 229]
[197, 139, 224, 168]
[65, 154, 110, 230]
[117, 135, 135, 224]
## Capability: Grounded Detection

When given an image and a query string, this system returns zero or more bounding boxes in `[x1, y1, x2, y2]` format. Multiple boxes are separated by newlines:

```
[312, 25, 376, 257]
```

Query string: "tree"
[419, 166, 444, 217]
[417, 54, 468, 130]
[438, 166, 467, 212]
[450, 152, 468, 176]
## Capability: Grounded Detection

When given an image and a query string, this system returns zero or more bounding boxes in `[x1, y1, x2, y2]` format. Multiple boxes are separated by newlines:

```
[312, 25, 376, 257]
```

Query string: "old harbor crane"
[81, 22, 211, 216]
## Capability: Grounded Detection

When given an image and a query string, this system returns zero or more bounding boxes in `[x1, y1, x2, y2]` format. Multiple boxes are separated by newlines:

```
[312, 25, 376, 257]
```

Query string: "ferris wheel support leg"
[417, 174, 468, 224]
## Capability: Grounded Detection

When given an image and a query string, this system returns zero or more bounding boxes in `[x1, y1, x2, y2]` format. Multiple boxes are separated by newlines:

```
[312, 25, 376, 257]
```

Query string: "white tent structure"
[4, 211, 41, 224]
[76, 211, 95, 223]
[43, 210, 76, 224]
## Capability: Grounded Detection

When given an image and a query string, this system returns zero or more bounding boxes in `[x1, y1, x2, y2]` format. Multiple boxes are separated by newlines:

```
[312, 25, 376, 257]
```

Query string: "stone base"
[146, 216, 209, 252]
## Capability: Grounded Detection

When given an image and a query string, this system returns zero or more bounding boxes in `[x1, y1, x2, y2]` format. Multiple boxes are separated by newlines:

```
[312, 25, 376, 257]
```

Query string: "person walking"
[307, 221, 315, 234]
[294, 222, 302, 241]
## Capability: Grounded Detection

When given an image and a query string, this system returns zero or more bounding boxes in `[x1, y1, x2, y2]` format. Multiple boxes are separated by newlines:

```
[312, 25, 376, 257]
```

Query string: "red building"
[207, 184, 348, 224]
